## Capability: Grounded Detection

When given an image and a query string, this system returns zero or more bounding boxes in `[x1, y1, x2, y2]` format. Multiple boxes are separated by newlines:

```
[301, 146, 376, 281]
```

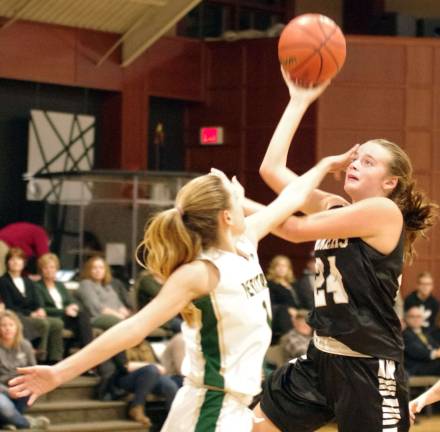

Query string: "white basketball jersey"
[181, 236, 272, 397]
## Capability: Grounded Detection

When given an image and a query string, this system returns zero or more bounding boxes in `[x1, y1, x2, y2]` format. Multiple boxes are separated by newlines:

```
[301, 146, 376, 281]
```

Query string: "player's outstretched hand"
[9, 366, 60, 405]
[280, 66, 330, 104]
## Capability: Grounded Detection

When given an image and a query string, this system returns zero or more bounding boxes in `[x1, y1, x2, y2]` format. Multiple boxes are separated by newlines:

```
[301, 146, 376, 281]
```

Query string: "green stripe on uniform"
[195, 389, 225, 432]
[193, 295, 224, 389]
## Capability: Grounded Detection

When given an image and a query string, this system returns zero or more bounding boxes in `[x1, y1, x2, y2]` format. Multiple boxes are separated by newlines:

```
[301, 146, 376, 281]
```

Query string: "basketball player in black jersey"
[247, 69, 437, 432]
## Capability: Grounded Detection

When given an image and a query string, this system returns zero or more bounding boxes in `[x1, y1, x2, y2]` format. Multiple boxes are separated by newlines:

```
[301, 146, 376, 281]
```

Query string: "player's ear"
[382, 176, 398, 194]
[219, 209, 233, 226]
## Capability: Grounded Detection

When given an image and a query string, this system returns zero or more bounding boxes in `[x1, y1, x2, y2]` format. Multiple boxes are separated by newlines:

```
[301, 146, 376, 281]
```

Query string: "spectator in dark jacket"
[134, 270, 181, 334]
[403, 305, 440, 376]
[0, 248, 63, 363]
[35, 253, 93, 349]
[404, 272, 439, 334]
[294, 256, 316, 311]
[266, 255, 300, 342]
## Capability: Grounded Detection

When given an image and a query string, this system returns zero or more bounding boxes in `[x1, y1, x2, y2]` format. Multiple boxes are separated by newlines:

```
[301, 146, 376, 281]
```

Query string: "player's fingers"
[28, 393, 39, 406]
[10, 386, 31, 399]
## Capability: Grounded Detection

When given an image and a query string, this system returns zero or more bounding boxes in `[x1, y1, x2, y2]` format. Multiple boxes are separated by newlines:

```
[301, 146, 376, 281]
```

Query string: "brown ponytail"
[137, 174, 231, 280]
[374, 139, 438, 262]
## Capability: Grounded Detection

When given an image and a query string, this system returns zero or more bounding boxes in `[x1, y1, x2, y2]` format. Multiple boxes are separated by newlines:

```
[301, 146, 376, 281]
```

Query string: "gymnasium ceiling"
[0, 0, 202, 66]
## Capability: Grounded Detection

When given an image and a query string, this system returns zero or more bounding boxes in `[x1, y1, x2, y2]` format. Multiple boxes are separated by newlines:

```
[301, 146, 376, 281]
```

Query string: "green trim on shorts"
[195, 389, 225, 432]
[194, 295, 225, 389]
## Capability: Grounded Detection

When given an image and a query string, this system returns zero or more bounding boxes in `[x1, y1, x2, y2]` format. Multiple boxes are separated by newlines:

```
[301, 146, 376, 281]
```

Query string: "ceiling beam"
[121, 0, 202, 67]
[1, 0, 38, 30]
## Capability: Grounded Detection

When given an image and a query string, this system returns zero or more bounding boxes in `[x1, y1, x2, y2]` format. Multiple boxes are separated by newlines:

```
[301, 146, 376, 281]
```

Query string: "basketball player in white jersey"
[9, 150, 356, 431]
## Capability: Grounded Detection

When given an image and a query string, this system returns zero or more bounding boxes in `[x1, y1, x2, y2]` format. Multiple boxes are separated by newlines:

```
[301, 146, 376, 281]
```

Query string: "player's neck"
[214, 230, 239, 254]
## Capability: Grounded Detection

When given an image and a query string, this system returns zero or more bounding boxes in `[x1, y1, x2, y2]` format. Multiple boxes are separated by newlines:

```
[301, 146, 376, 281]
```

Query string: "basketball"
[278, 14, 346, 86]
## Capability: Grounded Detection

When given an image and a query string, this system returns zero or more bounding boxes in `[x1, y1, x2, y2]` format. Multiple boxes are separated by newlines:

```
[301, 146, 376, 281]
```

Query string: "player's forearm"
[423, 381, 440, 406]
[250, 159, 330, 241]
[54, 315, 145, 384]
[243, 198, 265, 216]
[260, 99, 310, 192]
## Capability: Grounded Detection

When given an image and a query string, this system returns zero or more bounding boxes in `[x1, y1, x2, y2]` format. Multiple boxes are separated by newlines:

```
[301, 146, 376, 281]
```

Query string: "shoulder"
[0, 274, 9, 286]
[168, 260, 219, 298]
[354, 197, 401, 215]
[20, 339, 34, 352]
[404, 291, 417, 304]
[55, 281, 67, 290]
[79, 279, 95, 289]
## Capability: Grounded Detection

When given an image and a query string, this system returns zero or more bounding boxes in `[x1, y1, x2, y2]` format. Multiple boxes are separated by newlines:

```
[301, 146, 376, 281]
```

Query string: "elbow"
[259, 164, 268, 179]
[259, 164, 273, 183]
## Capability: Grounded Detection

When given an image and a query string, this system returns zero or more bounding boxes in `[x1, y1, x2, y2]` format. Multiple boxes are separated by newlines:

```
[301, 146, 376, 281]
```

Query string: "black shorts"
[260, 343, 409, 432]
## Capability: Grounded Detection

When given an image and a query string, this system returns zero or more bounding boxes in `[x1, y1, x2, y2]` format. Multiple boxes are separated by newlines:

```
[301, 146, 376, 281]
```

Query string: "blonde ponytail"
[137, 174, 230, 280]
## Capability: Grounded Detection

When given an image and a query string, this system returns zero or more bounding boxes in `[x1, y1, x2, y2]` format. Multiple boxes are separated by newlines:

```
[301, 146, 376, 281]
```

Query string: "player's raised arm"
[259, 69, 348, 214]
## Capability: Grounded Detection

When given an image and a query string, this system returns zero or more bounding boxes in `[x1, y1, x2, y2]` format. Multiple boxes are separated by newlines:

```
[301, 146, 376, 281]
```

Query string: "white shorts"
[161, 384, 254, 432]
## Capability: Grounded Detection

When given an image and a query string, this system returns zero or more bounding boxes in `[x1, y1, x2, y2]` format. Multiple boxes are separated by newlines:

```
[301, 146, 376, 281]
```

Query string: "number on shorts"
[314, 256, 349, 307]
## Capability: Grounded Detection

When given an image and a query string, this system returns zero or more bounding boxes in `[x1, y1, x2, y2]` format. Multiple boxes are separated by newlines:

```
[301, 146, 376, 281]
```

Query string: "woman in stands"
[35, 253, 93, 350]
[0, 310, 50, 430]
[0, 248, 64, 364]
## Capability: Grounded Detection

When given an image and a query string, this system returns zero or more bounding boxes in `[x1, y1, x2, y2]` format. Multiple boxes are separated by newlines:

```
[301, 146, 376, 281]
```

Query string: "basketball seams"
[279, 14, 346, 85]
[315, 50, 324, 85]
[293, 23, 338, 84]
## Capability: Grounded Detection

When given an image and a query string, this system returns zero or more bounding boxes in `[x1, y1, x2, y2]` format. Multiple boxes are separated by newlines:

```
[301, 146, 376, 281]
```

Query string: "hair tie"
[175, 205, 184, 217]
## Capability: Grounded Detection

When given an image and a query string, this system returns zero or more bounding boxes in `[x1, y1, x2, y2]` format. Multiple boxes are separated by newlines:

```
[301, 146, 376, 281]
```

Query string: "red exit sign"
[200, 127, 224, 145]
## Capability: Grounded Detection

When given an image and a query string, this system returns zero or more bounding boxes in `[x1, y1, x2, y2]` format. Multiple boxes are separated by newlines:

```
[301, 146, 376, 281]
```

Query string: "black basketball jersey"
[308, 232, 404, 363]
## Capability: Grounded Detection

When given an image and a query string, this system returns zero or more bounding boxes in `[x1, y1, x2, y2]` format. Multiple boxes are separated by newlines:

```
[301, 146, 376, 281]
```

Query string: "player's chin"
[343, 178, 359, 194]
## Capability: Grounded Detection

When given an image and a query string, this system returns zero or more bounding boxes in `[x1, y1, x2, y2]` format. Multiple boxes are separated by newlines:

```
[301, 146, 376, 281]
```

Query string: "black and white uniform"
[260, 232, 409, 432]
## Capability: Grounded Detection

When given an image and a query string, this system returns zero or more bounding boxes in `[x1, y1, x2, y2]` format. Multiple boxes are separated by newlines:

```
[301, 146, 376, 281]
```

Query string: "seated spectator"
[404, 272, 439, 334]
[96, 343, 178, 427]
[134, 270, 182, 334]
[0, 248, 63, 363]
[403, 306, 440, 376]
[0, 310, 50, 429]
[0, 222, 50, 276]
[279, 309, 313, 363]
[77, 256, 132, 331]
[35, 253, 93, 350]
[266, 255, 300, 341]
[295, 256, 315, 310]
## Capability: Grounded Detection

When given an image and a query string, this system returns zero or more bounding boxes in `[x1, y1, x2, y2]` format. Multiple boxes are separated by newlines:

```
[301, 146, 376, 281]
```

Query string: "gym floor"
[318, 416, 440, 432]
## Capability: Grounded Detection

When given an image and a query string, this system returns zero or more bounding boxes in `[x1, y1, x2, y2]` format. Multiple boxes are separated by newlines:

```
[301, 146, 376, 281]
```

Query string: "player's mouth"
[346, 173, 359, 182]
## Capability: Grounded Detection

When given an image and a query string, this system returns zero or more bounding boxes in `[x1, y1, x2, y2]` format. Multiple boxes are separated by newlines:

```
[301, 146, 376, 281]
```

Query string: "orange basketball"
[278, 14, 346, 86]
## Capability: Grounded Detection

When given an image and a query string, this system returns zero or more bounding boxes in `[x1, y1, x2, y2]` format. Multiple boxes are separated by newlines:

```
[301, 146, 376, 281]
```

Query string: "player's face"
[226, 182, 246, 235]
[344, 141, 395, 202]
